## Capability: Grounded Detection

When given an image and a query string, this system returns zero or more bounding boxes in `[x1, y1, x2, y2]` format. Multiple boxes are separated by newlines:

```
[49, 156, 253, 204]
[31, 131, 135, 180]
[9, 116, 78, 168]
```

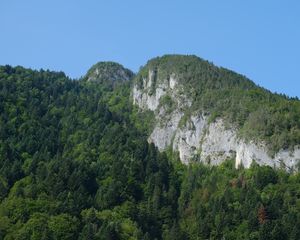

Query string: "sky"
[1, 0, 300, 97]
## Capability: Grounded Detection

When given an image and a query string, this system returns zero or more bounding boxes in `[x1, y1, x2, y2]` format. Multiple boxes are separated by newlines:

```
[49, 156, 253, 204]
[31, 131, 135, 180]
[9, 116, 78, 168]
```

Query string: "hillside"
[0, 65, 180, 239]
[133, 55, 300, 169]
[0, 59, 300, 239]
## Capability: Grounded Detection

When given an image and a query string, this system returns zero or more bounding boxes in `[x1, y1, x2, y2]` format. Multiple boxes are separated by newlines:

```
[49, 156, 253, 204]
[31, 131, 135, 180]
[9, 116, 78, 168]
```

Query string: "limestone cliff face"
[132, 69, 300, 170]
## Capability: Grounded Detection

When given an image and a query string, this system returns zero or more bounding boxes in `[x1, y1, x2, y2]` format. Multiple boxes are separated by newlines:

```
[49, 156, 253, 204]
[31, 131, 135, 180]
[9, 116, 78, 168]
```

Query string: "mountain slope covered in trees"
[0, 58, 300, 239]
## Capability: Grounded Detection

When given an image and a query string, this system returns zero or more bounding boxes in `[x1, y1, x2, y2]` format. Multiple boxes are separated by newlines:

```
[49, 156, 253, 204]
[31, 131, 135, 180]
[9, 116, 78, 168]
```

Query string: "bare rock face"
[173, 115, 207, 164]
[132, 69, 300, 171]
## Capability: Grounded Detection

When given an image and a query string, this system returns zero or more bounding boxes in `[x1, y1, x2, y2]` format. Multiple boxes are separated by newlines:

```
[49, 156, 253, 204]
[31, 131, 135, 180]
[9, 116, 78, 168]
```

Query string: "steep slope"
[1, 64, 300, 239]
[0, 65, 179, 239]
[132, 55, 300, 170]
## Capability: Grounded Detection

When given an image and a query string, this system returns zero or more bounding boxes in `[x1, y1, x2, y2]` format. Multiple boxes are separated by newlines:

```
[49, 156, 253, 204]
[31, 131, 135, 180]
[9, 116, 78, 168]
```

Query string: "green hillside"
[0, 61, 300, 239]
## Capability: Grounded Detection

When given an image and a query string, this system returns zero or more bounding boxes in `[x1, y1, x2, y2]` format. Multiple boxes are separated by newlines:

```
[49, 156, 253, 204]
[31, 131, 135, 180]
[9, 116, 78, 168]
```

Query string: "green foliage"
[48, 214, 79, 240]
[135, 55, 300, 154]
[130, 107, 155, 135]
[0, 66, 180, 239]
[178, 160, 300, 239]
[0, 65, 300, 239]
[84, 61, 134, 89]
[158, 95, 175, 114]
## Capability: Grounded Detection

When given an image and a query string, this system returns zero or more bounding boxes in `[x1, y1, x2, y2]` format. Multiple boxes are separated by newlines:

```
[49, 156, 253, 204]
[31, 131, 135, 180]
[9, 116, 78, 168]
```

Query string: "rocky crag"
[132, 55, 300, 170]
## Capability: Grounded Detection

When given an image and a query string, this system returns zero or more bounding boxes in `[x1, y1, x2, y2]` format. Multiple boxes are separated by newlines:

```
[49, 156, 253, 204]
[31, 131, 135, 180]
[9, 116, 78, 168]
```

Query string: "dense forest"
[0, 64, 300, 239]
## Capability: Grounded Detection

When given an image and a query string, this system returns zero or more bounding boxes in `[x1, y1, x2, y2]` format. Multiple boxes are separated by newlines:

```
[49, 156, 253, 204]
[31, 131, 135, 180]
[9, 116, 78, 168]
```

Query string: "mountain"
[85, 61, 134, 88]
[0, 58, 300, 239]
[132, 55, 300, 170]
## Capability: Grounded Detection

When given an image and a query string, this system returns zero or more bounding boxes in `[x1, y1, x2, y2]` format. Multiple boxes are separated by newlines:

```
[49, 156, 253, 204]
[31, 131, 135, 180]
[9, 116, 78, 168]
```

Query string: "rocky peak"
[132, 54, 300, 170]
[85, 61, 134, 87]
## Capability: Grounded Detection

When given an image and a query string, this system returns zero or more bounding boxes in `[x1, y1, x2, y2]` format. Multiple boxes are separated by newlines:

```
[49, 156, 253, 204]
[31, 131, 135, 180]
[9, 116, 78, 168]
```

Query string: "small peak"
[145, 54, 206, 68]
[136, 54, 211, 79]
[85, 61, 134, 85]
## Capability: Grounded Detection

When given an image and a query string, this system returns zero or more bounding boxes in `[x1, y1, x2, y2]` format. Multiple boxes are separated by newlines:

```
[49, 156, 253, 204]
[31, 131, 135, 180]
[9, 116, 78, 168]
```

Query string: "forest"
[0, 64, 300, 239]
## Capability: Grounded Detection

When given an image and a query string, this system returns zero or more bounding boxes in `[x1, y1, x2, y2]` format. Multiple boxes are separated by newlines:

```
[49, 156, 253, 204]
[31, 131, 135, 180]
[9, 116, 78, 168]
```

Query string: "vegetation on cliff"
[135, 55, 300, 155]
[0, 60, 300, 239]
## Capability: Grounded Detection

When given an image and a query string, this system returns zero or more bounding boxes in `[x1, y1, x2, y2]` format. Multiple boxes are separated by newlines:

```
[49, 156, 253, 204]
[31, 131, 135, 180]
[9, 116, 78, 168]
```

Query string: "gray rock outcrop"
[132, 69, 300, 170]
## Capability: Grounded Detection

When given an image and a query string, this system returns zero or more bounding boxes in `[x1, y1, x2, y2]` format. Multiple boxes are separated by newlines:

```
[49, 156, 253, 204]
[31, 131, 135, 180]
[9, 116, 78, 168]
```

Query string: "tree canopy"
[0, 64, 300, 239]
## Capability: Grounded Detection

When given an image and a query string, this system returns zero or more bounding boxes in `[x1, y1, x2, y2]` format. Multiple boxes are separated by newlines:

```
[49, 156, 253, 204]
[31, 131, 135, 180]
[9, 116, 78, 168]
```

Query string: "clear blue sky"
[1, 0, 299, 97]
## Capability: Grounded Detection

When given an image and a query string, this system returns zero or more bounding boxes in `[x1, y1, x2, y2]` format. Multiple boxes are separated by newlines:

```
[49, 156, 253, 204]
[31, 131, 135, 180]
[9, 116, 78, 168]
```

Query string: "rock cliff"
[132, 56, 300, 170]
